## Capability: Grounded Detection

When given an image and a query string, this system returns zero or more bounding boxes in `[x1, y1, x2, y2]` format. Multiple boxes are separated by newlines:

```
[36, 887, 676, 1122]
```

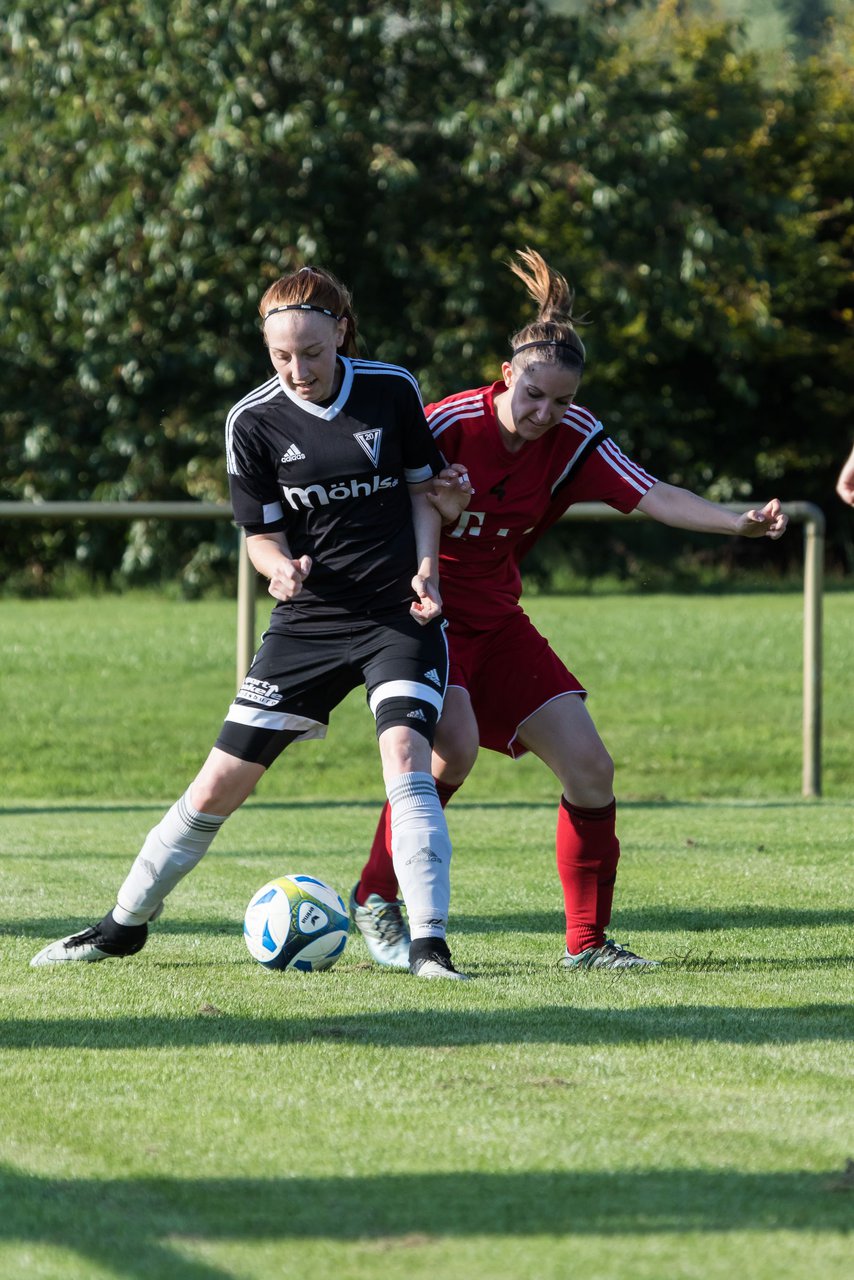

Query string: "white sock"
[112, 789, 227, 925]
[386, 772, 451, 941]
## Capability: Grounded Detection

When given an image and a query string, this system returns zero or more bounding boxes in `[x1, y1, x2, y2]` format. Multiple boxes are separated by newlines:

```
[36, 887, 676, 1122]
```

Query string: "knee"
[435, 741, 477, 786]
[593, 743, 615, 793]
[189, 752, 262, 816]
[379, 726, 432, 778]
[190, 780, 230, 816]
[565, 742, 615, 806]
[433, 717, 479, 787]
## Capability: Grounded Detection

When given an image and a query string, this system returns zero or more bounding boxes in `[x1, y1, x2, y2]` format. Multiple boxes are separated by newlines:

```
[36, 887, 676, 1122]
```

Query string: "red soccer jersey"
[429, 381, 656, 628]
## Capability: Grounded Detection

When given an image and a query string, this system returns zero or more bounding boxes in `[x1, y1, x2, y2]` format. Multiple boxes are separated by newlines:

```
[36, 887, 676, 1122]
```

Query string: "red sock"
[435, 780, 458, 808]
[557, 797, 620, 955]
[356, 780, 460, 904]
[357, 802, 397, 903]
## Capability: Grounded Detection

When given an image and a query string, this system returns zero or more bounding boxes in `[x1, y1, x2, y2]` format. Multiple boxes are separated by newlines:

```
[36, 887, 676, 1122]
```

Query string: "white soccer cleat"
[349, 883, 411, 968]
[30, 924, 141, 965]
[409, 938, 470, 980]
[30, 904, 163, 967]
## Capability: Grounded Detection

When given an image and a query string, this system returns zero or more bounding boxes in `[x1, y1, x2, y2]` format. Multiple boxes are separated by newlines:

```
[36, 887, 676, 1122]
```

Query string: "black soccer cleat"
[409, 936, 469, 981]
[30, 913, 150, 966]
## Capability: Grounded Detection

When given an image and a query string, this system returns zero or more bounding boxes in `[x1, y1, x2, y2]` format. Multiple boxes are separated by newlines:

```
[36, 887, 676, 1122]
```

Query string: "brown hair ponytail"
[507, 248, 586, 372]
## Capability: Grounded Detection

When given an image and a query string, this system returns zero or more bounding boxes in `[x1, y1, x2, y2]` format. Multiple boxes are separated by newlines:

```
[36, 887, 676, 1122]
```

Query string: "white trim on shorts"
[224, 702, 328, 740]
[368, 679, 445, 718]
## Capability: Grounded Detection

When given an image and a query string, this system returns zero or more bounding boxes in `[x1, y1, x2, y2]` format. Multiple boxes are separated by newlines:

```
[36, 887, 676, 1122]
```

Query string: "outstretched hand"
[734, 499, 788, 539]
[836, 447, 854, 506]
[427, 463, 475, 525]
[267, 554, 313, 601]
[410, 573, 442, 625]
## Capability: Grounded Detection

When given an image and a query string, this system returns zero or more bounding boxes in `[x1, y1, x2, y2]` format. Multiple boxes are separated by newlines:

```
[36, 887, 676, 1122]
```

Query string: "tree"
[1, 0, 851, 590]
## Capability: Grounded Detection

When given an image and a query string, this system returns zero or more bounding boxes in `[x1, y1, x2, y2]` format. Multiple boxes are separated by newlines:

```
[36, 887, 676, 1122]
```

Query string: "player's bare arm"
[245, 531, 313, 601]
[637, 482, 788, 540]
[427, 463, 475, 525]
[836, 444, 854, 506]
[408, 483, 443, 624]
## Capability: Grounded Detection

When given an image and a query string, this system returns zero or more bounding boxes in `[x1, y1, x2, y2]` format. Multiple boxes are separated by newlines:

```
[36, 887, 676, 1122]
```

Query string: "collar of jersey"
[277, 357, 354, 420]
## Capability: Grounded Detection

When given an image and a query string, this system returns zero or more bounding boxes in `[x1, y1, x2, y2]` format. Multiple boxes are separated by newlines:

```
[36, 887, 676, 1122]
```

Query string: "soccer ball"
[243, 874, 350, 972]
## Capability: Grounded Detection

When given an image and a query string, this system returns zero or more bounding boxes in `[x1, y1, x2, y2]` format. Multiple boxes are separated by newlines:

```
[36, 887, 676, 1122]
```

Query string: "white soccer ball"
[243, 874, 349, 972]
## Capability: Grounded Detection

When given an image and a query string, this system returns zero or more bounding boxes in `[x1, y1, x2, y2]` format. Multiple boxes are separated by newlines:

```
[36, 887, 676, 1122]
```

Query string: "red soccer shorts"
[447, 610, 586, 759]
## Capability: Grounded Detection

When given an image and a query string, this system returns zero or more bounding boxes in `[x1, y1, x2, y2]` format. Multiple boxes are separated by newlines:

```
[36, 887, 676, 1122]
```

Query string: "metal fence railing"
[559, 502, 824, 799]
[0, 499, 255, 689]
[0, 499, 824, 796]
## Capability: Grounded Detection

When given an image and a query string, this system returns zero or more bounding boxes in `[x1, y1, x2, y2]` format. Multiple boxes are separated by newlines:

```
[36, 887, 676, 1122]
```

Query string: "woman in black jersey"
[32, 266, 469, 980]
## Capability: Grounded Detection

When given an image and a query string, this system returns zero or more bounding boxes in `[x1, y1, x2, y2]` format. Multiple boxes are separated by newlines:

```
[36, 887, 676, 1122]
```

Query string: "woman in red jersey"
[349, 248, 788, 971]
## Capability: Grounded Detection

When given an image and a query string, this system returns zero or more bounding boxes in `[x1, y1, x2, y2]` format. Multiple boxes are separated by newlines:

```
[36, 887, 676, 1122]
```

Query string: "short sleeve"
[400, 378, 443, 485]
[227, 415, 289, 534]
[516, 436, 657, 562]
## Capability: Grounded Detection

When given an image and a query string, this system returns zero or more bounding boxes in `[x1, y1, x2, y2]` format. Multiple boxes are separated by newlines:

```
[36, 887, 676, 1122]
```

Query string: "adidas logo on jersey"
[423, 668, 441, 686]
[280, 443, 306, 464]
[407, 708, 427, 721]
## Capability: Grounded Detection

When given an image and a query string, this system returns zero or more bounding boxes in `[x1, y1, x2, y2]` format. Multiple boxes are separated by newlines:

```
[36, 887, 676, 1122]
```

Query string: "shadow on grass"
[0, 800, 390, 818]
[5, 796, 846, 819]
[0, 1163, 848, 1280]
[7, 905, 854, 978]
[9, 899, 854, 940]
[453, 906, 854, 934]
[3, 1003, 851, 1049]
[1, 917, 240, 939]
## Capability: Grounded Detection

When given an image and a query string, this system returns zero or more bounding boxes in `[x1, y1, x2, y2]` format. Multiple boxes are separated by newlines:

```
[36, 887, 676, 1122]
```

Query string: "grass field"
[1, 591, 852, 1279]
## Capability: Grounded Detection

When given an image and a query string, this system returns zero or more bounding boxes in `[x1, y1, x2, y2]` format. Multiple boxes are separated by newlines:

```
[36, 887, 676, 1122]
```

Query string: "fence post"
[801, 505, 825, 797]
[236, 531, 256, 690]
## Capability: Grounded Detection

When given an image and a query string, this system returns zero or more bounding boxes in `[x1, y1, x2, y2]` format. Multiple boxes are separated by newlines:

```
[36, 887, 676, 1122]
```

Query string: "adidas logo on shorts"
[424, 668, 441, 686]
[280, 443, 306, 464]
[407, 708, 427, 721]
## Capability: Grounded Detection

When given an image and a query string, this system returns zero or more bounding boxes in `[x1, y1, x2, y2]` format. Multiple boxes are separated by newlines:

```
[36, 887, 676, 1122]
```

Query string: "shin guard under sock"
[557, 797, 621, 955]
[387, 772, 452, 940]
[357, 779, 459, 905]
[112, 789, 227, 925]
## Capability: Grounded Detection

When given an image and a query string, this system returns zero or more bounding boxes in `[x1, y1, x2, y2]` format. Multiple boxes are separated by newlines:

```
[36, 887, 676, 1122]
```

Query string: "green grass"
[2, 589, 852, 799]
[1, 592, 852, 1278]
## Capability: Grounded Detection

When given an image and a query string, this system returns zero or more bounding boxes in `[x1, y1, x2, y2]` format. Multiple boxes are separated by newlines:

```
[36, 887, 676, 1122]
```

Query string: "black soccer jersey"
[226, 356, 443, 624]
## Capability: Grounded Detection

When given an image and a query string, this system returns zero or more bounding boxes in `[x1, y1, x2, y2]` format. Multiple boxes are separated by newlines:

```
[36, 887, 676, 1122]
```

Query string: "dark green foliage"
[1, 0, 851, 591]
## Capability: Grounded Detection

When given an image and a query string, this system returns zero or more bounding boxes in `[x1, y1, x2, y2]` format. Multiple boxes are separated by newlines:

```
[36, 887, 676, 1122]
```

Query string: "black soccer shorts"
[214, 613, 448, 767]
